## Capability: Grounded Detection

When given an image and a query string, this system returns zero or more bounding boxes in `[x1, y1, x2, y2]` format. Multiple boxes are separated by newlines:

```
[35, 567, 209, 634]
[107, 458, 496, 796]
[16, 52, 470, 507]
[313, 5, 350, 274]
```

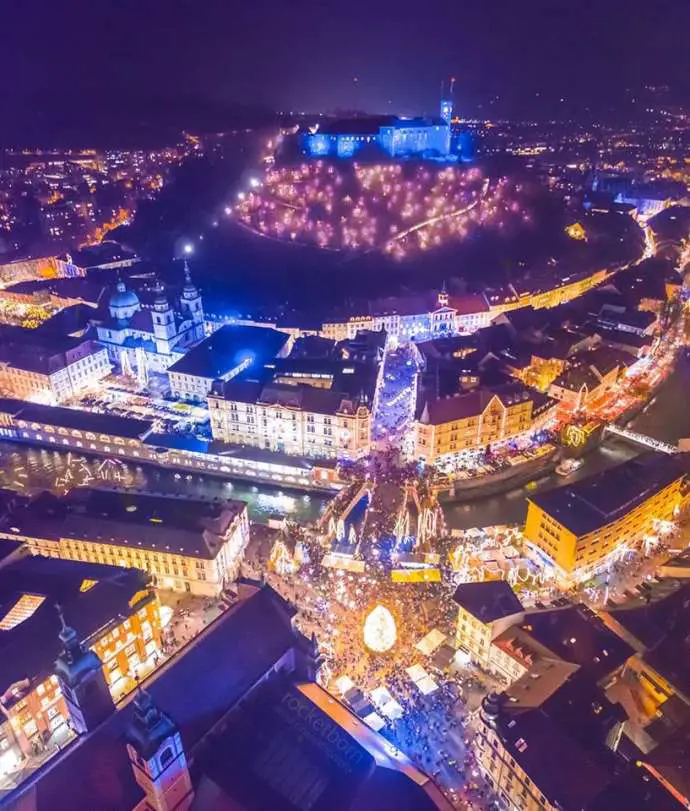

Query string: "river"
[442, 354, 690, 531]
[1, 357, 688, 531]
[0, 444, 328, 525]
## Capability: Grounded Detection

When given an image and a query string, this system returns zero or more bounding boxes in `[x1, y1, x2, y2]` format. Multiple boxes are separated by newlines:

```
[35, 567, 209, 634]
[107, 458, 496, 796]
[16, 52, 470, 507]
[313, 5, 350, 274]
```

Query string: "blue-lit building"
[302, 98, 454, 160]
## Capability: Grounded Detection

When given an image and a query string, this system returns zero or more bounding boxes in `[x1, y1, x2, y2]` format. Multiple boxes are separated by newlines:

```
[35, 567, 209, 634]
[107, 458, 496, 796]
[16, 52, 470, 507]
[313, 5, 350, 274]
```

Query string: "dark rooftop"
[168, 324, 291, 379]
[0, 554, 152, 707]
[2, 488, 247, 560]
[528, 453, 688, 537]
[1, 583, 300, 811]
[606, 582, 690, 695]
[452, 581, 524, 624]
[522, 604, 634, 682]
[12, 401, 153, 439]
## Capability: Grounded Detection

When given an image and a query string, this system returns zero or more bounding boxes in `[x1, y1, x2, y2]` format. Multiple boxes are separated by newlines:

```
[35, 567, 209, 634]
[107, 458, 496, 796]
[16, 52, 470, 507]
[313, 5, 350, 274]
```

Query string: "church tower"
[54, 604, 114, 735]
[180, 260, 203, 324]
[126, 687, 194, 811]
[152, 278, 176, 355]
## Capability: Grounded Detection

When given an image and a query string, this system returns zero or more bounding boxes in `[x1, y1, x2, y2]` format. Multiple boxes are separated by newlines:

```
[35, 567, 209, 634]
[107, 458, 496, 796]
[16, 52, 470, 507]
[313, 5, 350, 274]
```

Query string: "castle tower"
[54, 604, 114, 735]
[126, 687, 194, 811]
[179, 260, 204, 329]
[440, 77, 454, 126]
[152, 278, 176, 354]
[437, 281, 449, 308]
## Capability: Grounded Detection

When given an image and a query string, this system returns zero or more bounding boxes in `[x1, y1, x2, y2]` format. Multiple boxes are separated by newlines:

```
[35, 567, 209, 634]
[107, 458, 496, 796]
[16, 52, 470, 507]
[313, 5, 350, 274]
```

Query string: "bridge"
[604, 423, 678, 454]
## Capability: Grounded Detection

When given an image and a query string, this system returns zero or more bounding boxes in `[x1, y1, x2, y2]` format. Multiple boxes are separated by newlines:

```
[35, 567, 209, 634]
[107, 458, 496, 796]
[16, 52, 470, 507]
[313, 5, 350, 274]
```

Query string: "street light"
[183, 243, 194, 255]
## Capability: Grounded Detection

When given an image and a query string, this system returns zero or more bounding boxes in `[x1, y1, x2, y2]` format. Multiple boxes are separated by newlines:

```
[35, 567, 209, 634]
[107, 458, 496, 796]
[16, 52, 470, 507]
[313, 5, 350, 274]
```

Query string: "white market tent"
[363, 711, 386, 732]
[416, 675, 439, 695]
[415, 628, 447, 656]
[406, 664, 439, 695]
[370, 686, 404, 720]
[335, 675, 356, 696]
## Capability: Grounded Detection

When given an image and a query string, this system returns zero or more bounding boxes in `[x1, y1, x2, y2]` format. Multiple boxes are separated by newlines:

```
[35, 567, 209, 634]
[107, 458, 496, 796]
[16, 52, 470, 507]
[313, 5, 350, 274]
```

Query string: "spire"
[182, 259, 199, 301]
[56, 602, 81, 663]
[127, 683, 178, 760]
[152, 276, 169, 310]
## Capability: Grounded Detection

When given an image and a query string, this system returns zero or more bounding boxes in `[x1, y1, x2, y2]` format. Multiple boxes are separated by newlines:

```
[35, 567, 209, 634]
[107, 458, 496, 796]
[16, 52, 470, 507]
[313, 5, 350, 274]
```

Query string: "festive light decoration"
[363, 604, 397, 653]
[234, 162, 530, 260]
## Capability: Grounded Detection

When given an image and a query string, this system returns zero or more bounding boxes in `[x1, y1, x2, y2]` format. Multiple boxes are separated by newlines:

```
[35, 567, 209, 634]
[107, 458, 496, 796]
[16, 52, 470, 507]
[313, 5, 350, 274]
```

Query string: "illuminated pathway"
[381, 179, 490, 250]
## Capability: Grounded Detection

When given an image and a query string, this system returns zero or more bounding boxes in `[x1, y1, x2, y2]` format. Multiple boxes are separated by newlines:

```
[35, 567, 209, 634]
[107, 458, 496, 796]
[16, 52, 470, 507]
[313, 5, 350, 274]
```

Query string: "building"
[454, 581, 683, 810]
[548, 363, 613, 412]
[414, 383, 554, 465]
[476, 687, 682, 811]
[302, 102, 452, 160]
[0, 398, 154, 455]
[0, 255, 85, 287]
[453, 581, 524, 665]
[209, 357, 379, 460]
[524, 453, 688, 584]
[0, 488, 250, 596]
[1, 580, 453, 811]
[95, 262, 205, 375]
[0, 554, 160, 774]
[0, 331, 110, 405]
[168, 324, 292, 402]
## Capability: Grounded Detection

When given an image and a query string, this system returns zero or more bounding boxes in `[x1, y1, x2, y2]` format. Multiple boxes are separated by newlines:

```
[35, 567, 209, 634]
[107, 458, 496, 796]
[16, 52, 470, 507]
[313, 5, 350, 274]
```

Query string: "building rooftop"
[12, 401, 153, 439]
[212, 358, 378, 417]
[527, 452, 688, 538]
[0, 554, 152, 710]
[452, 581, 524, 624]
[595, 325, 655, 349]
[168, 324, 291, 379]
[418, 382, 534, 425]
[551, 364, 601, 392]
[1, 489, 247, 560]
[485, 693, 613, 809]
[605, 582, 690, 696]
[521, 604, 634, 682]
[0, 328, 104, 375]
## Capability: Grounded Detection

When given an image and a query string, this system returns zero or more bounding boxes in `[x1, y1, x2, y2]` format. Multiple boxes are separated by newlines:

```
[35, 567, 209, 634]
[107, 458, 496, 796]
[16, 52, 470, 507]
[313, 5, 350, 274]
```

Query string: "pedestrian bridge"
[604, 423, 678, 454]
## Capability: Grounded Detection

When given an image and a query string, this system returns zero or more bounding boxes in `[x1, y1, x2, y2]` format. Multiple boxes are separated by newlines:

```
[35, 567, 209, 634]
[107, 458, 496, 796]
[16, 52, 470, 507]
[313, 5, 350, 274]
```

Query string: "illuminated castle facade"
[302, 97, 454, 160]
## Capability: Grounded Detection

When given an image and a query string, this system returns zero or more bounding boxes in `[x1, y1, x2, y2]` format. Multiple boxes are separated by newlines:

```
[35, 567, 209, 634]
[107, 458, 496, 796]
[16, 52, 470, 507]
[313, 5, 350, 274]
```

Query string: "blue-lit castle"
[302, 94, 457, 160]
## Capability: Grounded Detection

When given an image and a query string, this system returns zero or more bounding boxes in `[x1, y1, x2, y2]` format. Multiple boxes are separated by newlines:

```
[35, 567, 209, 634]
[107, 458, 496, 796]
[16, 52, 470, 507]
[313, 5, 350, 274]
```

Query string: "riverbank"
[0, 443, 329, 525]
[442, 355, 690, 531]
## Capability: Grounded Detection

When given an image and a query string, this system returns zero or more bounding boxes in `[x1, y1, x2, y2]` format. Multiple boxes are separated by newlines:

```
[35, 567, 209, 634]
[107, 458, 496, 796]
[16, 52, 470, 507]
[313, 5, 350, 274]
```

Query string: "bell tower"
[54, 604, 114, 735]
[180, 260, 204, 330]
[152, 278, 176, 354]
[126, 687, 194, 811]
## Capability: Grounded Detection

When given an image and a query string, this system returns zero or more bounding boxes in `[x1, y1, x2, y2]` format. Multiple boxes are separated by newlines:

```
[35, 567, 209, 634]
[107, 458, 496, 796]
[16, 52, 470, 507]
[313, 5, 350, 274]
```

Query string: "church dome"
[109, 281, 139, 310]
[109, 280, 140, 320]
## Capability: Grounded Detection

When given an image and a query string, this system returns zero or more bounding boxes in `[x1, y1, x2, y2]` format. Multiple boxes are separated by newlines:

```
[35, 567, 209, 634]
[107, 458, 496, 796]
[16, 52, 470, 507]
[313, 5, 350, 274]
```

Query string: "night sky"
[2, 0, 689, 120]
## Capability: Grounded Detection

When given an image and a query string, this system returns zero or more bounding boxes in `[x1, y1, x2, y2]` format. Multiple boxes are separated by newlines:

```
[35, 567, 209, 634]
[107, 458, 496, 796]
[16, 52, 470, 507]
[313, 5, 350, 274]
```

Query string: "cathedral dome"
[109, 280, 140, 320]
